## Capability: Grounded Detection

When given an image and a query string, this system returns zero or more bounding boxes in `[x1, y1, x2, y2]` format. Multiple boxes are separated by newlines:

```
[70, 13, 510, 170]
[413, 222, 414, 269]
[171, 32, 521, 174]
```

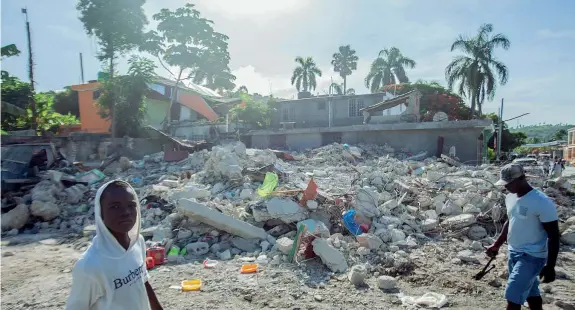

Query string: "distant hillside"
[511, 124, 573, 141]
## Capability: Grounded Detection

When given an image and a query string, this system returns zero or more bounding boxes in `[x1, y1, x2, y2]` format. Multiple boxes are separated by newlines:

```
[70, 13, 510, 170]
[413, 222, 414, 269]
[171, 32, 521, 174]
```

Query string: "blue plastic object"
[342, 209, 362, 235]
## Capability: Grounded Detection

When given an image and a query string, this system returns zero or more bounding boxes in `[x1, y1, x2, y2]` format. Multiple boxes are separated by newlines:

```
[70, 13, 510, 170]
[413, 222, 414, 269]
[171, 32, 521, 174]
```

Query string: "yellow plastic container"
[181, 279, 201, 291]
[240, 263, 258, 274]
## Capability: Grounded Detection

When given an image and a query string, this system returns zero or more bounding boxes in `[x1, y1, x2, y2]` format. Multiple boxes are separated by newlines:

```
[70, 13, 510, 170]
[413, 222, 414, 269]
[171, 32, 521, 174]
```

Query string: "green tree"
[142, 3, 233, 130]
[7, 92, 79, 135]
[290, 56, 322, 92]
[77, 0, 148, 137]
[331, 45, 358, 95]
[1, 44, 21, 79]
[445, 23, 510, 118]
[552, 129, 567, 141]
[50, 88, 80, 118]
[230, 93, 276, 129]
[96, 56, 157, 137]
[237, 85, 249, 94]
[365, 47, 416, 93]
[485, 113, 527, 151]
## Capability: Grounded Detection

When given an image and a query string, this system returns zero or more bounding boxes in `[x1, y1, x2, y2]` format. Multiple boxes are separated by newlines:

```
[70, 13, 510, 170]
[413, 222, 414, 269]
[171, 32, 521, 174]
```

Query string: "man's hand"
[485, 244, 500, 258]
[539, 265, 555, 283]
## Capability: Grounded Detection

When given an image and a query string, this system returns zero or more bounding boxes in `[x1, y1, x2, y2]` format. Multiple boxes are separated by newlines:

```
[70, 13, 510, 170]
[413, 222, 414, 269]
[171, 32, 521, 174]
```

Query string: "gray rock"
[348, 264, 367, 286]
[186, 242, 209, 256]
[377, 275, 397, 290]
[231, 237, 260, 252]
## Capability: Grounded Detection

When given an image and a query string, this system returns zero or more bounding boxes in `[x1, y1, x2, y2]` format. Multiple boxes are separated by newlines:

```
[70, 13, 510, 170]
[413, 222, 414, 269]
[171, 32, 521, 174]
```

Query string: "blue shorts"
[505, 251, 546, 304]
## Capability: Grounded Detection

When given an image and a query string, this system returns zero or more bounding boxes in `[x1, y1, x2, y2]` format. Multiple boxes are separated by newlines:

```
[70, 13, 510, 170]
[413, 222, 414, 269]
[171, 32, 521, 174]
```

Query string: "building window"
[282, 106, 295, 121]
[348, 99, 364, 117]
[92, 90, 102, 100]
[317, 102, 326, 110]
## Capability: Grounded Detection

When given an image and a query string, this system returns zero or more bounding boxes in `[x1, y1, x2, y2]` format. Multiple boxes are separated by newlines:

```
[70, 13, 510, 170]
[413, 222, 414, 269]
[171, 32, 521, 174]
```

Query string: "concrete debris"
[357, 233, 383, 250]
[561, 227, 575, 245]
[457, 250, 479, 263]
[3, 140, 574, 293]
[312, 238, 348, 273]
[377, 275, 398, 290]
[348, 264, 367, 286]
[231, 237, 260, 252]
[186, 242, 209, 256]
[442, 214, 476, 229]
[266, 198, 308, 223]
[276, 237, 294, 254]
[468, 225, 487, 240]
[1, 204, 30, 231]
[30, 201, 60, 221]
[178, 199, 268, 240]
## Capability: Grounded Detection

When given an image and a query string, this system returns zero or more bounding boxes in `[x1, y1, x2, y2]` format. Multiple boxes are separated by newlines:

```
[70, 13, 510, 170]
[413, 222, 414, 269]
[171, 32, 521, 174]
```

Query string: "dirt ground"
[2, 233, 574, 310]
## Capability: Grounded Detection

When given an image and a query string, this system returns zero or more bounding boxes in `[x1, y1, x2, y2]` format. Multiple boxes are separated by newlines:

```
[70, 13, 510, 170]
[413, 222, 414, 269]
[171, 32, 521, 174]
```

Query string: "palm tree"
[445, 23, 510, 117]
[290, 56, 322, 92]
[365, 47, 416, 93]
[331, 45, 358, 94]
[328, 82, 355, 95]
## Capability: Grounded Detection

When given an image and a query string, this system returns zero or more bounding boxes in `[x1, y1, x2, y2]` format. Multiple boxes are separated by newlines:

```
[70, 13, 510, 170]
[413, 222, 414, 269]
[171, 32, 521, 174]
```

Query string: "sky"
[2, 0, 574, 126]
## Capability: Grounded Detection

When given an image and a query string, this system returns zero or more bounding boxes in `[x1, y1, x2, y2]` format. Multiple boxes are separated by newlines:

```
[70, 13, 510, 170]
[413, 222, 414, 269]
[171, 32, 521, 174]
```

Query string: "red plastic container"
[146, 246, 166, 265]
[146, 257, 155, 270]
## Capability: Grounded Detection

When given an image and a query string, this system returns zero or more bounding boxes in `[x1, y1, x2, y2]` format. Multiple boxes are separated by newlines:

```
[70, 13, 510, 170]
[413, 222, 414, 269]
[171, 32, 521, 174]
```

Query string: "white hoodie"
[66, 180, 151, 310]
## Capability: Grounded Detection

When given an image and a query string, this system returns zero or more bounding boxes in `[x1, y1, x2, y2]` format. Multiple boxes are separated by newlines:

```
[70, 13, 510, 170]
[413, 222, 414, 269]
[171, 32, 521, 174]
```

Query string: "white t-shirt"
[506, 190, 558, 258]
[66, 180, 150, 310]
[66, 236, 150, 310]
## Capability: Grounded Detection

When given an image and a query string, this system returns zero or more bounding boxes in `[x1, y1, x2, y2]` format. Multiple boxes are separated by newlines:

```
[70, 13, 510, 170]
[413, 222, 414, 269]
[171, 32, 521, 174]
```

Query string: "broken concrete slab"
[266, 198, 308, 223]
[442, 214, 476, 229]
[231, 237, 260, 252]
[356, 233, 383, 250]
[178, 199, 268, 240]
[312, 238, 348, 273]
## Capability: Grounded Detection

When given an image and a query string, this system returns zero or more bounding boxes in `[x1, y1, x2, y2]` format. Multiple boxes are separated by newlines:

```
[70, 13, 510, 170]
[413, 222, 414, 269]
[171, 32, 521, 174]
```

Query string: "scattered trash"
[181, 279, 202, 291]
[240, 264, 258, 274]
[203, 259, 218, 268]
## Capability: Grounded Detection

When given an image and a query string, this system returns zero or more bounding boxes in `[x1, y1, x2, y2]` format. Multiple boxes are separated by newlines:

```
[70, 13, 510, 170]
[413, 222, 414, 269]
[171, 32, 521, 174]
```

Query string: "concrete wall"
[274, 93, 384, 128]
[171, 123, 250, 141]
[246, 120, 492, 163]
[2, 134, 164, 162]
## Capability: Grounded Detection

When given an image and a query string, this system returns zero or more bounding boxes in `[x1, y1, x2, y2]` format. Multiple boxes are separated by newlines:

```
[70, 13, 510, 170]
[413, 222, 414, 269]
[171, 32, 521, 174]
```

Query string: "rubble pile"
[2, 142, 575, 283]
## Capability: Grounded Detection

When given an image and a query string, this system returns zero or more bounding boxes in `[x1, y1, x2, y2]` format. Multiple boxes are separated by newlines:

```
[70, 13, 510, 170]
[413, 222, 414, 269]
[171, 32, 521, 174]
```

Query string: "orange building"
[70, 78, 239, 134]
[70, 81, 110, 133]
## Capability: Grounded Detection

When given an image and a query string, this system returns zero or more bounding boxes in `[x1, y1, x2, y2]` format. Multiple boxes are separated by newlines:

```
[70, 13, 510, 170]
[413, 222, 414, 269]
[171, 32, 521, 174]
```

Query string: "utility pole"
[496, 98, 504, 161]
[22, 7, 37, 131]
[79, 53, 85, 83]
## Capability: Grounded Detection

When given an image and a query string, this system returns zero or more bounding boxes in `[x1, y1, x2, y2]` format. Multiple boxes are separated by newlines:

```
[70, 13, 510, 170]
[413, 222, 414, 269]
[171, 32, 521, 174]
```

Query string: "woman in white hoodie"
[66, 180, 163, 310]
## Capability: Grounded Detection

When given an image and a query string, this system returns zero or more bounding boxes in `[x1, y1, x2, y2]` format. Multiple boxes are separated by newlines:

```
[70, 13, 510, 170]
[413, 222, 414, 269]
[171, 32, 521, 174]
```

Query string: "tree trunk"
[110, 54, 117, 138]
[477, 97, 483, 118]
[470, 91, 476, 119]
[343, 77, 347, 95]
[163, 68, 183, 132]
